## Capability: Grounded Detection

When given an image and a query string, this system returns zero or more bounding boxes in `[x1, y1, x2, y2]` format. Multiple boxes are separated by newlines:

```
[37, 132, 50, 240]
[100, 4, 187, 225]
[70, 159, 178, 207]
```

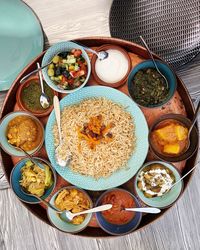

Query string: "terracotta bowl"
[149, 114, 199, 162]
[16, 76, 58, 117]
[91, 44, 132, 88]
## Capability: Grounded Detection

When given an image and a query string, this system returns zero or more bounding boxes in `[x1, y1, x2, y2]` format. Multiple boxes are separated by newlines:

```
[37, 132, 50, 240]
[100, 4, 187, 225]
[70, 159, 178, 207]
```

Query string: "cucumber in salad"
[47, 49, 88, 90]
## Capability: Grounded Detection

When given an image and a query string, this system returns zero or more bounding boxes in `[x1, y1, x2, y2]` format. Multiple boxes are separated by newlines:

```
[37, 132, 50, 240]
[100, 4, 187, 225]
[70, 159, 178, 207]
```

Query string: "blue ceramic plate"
[95, 188, 142, 235]
[0, 111, 44, 157]
[128, 59, 177, 108]
[47, 186, 93, 233]
[0, 0, 44, 91]
[134, 161, 183, 208]
[42, 41, 91, 94]
[45, 86, 149, 190]
[10, 157, 56, 204]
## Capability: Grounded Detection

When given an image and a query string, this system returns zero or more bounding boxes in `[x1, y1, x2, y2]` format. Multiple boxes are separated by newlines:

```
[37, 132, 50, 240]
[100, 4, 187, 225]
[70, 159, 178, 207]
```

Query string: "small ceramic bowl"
[91, 44, 132, 88]
[10, 157, 56, 204]
[134, 161, 183, 209]
[0, 111, 44, 157]
[47, 186, 93, 234]
[128, 59, 177, 108]
[42, 41, 91, 94]
[95, 188, 142, 236]
[16, 76, 58, 117]
[149, 114, 198, 162]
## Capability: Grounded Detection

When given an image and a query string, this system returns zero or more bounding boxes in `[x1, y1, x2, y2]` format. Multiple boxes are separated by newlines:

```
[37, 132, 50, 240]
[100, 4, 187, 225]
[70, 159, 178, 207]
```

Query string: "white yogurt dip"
[95, 49, 129, 84]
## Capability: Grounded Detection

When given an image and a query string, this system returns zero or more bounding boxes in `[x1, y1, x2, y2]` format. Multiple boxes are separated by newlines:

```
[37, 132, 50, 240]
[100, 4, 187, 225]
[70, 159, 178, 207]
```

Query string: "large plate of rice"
[45, 86, 148, 190]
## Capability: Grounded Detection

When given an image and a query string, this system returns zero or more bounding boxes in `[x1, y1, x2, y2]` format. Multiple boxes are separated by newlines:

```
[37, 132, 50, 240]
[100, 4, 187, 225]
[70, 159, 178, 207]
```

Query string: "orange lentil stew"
[6, 115, 43, 151]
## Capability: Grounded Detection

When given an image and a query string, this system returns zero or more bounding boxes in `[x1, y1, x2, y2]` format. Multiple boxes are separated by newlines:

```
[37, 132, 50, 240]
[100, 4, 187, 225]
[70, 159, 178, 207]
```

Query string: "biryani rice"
[53, 98, 136, 179]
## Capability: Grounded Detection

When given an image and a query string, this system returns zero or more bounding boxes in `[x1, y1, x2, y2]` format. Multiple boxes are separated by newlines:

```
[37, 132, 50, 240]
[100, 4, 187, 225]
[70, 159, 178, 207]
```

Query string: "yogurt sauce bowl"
[91, 45, 132, 88]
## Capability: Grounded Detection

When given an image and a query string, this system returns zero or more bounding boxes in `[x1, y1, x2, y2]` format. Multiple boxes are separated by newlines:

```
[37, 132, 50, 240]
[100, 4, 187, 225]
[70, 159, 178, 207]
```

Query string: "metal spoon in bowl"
[53, 95, 71, 167]
[60, 204, 112, 222]
[12, 145, 44, 169]
[20, 61, 52, 83]
[185, 98, 200, 151]
[72, 41, 108, 60]
[139, 35, 169, 90]
[21, 187, 61, 212]
[37, 62, 50, 109]
[125, 207, 161, 214]
[20, 43, 108, 83]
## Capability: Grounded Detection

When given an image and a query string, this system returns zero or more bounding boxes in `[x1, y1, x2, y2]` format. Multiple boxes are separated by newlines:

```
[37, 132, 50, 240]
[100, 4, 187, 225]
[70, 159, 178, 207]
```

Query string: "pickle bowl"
[47, 186, 93, 234]
[10, 157, 56, 204]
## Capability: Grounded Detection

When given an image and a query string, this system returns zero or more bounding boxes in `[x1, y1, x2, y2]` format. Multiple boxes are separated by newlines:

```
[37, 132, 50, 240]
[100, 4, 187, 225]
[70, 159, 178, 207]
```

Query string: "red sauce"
[101, 190, 135, 225]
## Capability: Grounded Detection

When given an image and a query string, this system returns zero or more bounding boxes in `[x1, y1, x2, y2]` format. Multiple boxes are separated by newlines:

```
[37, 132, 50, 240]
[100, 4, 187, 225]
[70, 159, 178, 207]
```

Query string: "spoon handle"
[171, 160, 200, 189]
[125, 207, 161, 214]
[72, 41, 99, 57]
[37, 62, 44, 93]
[20, 62, 51, 83]
[71, 204, 112, 217]
[139, 36, 160, 73]
[19, 148, 39, 166]
[139, 36, 168, 89]
[188, 98, 200, 135]
[36, 196, 61, 212]
[53, 96, 62, 143]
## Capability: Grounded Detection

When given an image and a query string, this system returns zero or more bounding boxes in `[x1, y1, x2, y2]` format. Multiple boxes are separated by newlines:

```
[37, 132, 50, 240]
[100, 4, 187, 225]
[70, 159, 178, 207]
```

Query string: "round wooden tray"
[0, 37, 198, 237]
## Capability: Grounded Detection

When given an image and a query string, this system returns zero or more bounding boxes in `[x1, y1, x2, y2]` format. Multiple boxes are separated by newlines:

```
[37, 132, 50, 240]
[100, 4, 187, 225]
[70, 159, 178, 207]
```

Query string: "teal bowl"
[127, 59, 177, 108]
[95, 188, 142, 236]
[42, 41, 91, 94]
[0, 111, 44, 157]
[134, 161, 183, 209]
[47, 186, 93, 234]
[10, 157, 56, 204]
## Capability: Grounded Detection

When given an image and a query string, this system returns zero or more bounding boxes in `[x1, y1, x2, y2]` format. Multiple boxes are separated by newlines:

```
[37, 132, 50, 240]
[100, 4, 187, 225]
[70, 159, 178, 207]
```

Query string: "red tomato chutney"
[101, 190, 136, 225]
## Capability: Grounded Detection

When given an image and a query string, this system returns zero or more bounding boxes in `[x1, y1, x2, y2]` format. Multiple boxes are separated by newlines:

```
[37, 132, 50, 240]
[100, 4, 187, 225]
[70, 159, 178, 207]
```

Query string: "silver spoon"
[53, 95, 71, 167]
[20, 61, 52, 83]
[13, 145, 44, 169]
[21, 187, 61, 212]
[60, 204, 112, 222]
[186, 98, 200, 151]
[20, 42, 108, 84]
[170, 163, 198, 191]
[125, 207, 161, 214]
[36, 62, 50, 109]
[72, 41, 109, 60]
[139, 35, 169, 89]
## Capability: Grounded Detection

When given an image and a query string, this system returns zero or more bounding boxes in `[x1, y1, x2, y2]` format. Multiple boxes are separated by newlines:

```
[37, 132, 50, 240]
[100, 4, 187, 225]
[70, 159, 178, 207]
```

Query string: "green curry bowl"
[128, 59, 177, 108]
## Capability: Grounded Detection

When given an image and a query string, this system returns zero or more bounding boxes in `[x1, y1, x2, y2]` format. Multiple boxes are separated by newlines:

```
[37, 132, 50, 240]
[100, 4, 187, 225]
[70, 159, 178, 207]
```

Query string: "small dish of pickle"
[47, 186, 93, 233]
[10, 157, 56, 204]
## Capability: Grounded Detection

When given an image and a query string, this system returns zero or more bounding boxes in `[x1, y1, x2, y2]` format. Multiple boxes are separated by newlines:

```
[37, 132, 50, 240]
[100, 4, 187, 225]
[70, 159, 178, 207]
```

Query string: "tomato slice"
[70, 70, 85, 78]
[73, 49, 82, 57]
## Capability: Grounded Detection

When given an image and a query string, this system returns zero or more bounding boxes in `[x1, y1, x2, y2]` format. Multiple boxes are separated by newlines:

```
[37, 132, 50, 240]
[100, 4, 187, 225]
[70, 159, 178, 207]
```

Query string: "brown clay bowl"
[16, 76, 58, 117]
[149, 114, 199, 162]
[91, 44, 132, 88]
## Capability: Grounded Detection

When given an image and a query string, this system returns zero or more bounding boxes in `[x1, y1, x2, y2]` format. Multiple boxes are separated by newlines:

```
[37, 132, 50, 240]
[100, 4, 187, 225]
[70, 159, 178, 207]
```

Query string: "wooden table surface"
[0, 1, 200, 249]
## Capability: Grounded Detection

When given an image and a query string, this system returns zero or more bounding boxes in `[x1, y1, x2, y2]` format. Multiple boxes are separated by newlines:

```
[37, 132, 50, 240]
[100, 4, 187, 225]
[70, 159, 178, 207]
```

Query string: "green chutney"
[21, 80, 54, 111]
